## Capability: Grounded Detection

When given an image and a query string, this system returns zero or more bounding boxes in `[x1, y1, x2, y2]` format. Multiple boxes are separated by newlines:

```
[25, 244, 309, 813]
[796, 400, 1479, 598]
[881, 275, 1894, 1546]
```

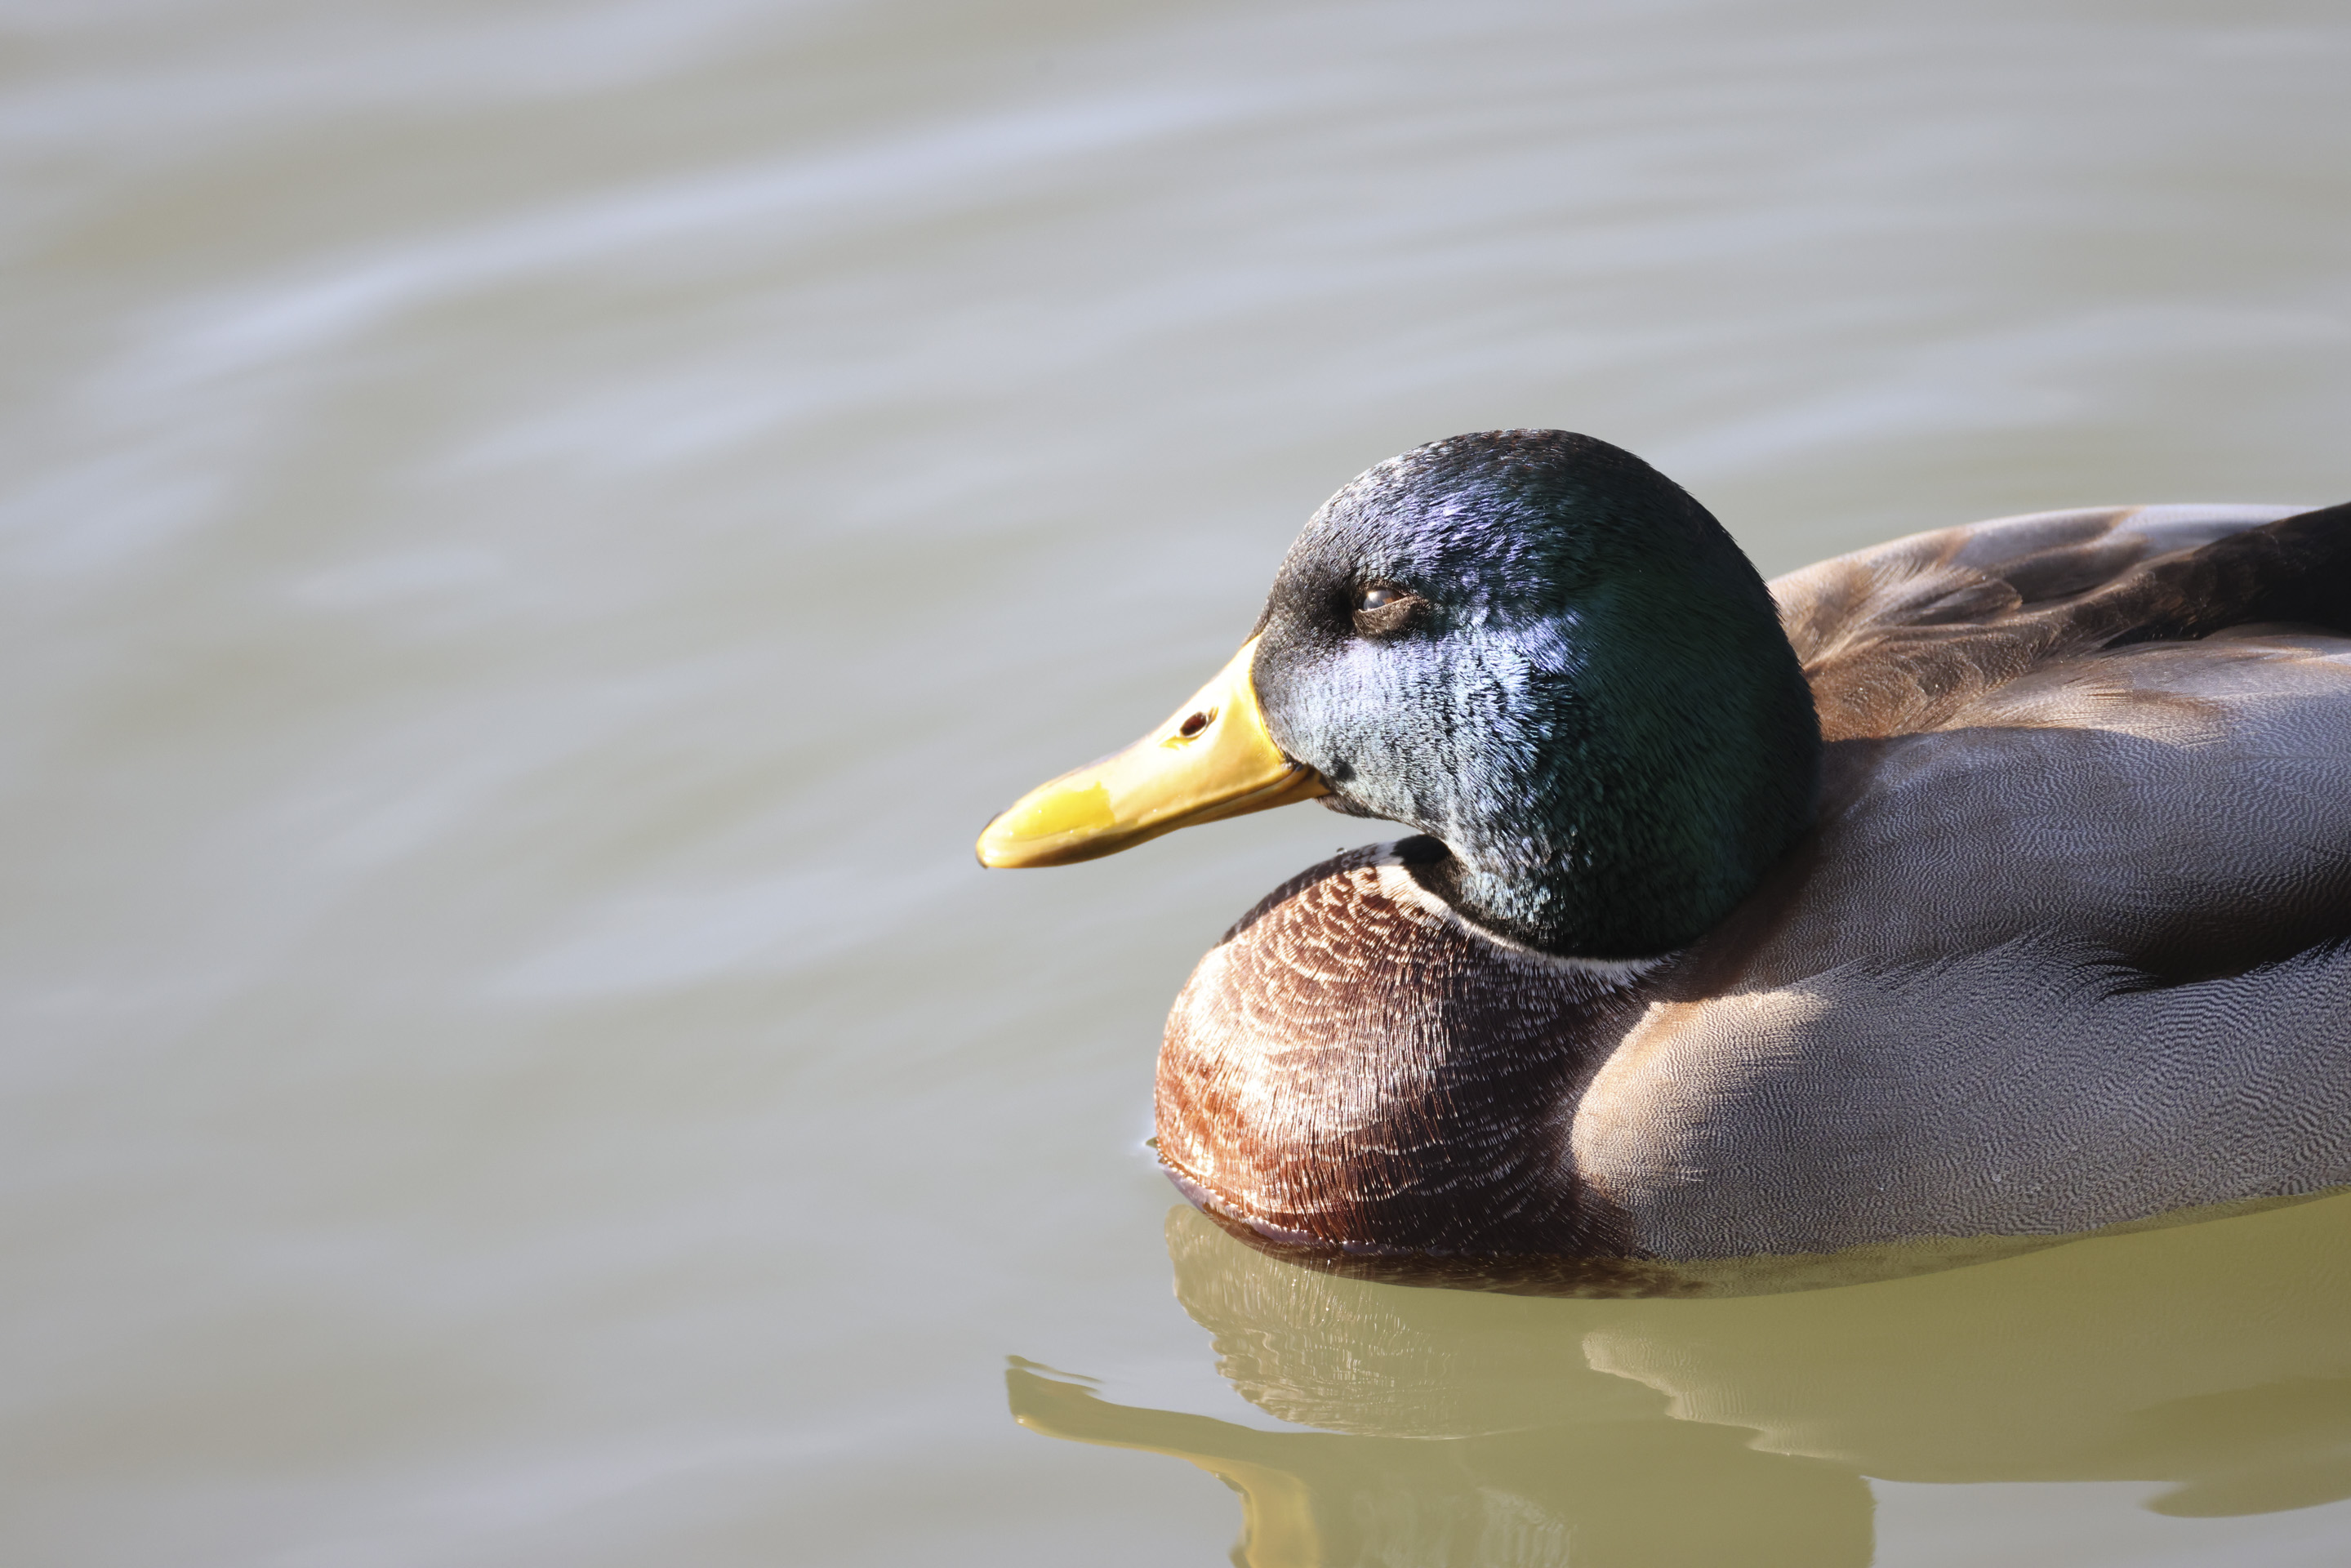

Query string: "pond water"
[4, 2, 2349, 1564]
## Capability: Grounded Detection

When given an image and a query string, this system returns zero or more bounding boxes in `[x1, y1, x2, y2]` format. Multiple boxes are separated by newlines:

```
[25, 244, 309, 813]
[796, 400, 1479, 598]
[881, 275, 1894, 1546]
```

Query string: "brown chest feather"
[1154, 849, 1643, 1255]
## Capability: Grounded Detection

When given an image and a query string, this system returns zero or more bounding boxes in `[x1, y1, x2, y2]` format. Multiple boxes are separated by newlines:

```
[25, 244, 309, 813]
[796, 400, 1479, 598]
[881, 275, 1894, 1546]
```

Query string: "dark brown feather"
[1786, 502, 2351, 742]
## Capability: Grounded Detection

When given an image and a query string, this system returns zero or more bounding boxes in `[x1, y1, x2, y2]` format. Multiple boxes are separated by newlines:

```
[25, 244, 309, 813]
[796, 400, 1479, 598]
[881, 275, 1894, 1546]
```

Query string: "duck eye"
[1351, 582, 1423, 636]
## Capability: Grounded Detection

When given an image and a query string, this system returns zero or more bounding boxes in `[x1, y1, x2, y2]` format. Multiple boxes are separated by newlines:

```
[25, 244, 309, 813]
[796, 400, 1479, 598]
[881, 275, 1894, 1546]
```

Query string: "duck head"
[979, 430, 1823, 960]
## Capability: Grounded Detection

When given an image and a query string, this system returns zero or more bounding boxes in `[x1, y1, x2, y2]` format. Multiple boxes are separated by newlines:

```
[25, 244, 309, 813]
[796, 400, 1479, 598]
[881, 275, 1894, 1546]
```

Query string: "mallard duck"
[978, 430, 2351, 1260]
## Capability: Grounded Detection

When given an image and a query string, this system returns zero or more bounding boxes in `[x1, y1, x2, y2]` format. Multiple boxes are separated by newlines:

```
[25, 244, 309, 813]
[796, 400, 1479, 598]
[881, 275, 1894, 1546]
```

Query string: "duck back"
[1590, 501, 2351, 1255]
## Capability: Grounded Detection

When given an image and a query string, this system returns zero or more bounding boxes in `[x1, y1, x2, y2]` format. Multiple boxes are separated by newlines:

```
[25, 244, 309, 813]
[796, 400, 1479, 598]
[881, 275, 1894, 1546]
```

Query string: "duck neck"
[1390, 664, 1823, 960]
[1396, 823, 1714, 963]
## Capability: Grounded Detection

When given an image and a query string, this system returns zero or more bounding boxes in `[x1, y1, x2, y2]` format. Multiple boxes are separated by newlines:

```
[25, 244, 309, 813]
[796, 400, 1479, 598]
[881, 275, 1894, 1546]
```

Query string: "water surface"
[4, 2, 2349, 1563]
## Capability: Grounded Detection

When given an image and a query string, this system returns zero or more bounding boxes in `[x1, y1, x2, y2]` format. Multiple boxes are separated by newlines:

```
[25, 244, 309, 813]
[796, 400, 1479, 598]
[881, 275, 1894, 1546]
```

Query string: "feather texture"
[1159, 501, 2351, 1259]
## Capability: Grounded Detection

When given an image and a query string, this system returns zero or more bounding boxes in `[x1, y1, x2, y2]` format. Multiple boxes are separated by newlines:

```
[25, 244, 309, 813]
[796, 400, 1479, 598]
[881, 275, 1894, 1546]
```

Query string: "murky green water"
[4, 2, 2349, 1563]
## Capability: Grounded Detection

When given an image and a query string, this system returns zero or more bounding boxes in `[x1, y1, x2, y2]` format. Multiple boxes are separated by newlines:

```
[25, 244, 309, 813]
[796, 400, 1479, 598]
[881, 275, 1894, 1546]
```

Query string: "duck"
[977, 430, 2351, 1261]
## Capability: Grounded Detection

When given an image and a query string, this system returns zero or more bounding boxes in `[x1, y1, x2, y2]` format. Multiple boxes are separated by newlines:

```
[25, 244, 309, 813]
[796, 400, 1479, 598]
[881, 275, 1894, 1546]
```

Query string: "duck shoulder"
[1774, 501, 2351, 742]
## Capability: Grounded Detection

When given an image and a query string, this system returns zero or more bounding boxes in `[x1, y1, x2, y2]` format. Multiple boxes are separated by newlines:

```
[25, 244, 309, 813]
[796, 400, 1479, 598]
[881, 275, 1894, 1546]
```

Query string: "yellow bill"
[976, 637, 1330, 868]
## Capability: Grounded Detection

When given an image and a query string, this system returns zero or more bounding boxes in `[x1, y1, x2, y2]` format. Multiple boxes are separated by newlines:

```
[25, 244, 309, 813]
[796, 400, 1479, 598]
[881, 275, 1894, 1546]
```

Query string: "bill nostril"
[1179, 710, 1213, 737]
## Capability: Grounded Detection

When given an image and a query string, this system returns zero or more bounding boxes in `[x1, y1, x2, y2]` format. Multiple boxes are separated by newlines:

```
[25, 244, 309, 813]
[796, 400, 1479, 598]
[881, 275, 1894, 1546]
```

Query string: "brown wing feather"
[1774, 502, 2351, 742]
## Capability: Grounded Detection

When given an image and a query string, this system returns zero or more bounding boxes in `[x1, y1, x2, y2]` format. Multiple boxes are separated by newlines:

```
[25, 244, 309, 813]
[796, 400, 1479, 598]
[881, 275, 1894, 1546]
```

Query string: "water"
[2, 2, 2348, 1562]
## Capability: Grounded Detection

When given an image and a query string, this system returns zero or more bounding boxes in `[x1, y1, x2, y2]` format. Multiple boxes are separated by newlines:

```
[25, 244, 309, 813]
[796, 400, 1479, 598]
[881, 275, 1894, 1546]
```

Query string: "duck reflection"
[1010, 1195, 2351, 1566]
